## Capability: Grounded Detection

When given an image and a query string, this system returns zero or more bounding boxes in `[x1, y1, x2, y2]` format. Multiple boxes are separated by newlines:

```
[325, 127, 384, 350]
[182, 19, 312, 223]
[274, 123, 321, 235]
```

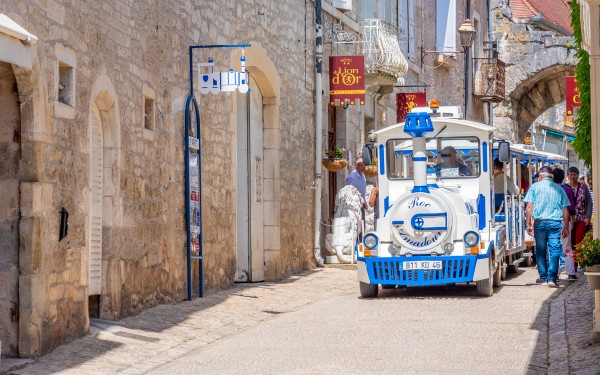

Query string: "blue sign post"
[185, 43, 251, 300]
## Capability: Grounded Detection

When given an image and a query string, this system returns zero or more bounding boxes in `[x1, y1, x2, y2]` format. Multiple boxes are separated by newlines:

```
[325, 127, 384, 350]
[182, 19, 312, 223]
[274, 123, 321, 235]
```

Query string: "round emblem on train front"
[389, 193, 452, 251]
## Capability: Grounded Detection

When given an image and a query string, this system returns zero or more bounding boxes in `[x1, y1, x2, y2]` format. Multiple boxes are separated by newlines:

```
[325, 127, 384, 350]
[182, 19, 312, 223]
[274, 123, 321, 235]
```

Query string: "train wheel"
[359, 282, 379, 298]
[493, 258, 502, 287]
[476, 258, 494, 297]
[507, 262, 519, 273]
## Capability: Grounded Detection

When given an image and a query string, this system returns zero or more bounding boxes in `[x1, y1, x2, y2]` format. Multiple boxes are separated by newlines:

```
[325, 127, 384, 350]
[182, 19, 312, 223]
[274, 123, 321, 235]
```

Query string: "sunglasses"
[441, 154, 451, 157]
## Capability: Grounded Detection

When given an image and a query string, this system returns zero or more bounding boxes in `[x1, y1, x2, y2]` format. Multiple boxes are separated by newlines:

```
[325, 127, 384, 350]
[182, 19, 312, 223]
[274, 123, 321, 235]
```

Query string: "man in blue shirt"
[525, 166, 570, 287]
[345, 157, 368, 209]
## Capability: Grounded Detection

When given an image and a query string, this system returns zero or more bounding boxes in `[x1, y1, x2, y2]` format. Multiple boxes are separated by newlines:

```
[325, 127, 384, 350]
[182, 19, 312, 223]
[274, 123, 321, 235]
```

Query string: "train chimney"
[404, 112, 434, 193]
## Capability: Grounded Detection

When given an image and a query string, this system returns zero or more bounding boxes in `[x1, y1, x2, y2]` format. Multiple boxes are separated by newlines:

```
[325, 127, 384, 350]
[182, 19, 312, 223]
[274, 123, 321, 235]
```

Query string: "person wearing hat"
[434, 146, 472, 177]
[525, 166, 570, 287]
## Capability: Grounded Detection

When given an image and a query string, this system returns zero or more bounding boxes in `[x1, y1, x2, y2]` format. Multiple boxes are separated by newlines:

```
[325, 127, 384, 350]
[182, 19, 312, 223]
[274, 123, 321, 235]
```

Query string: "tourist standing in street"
[552, 168, 577, 279]
[525, 166, 570, 287]
[346, 157, 368, 210]
[567, 167, 593, 255]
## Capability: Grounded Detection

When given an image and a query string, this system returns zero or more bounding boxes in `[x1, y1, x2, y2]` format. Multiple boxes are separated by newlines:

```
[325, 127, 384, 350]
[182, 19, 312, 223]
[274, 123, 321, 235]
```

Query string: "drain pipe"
[464, 0, 471, 120]
[313, 0, 325, 265]
[487, 0, 494, 128]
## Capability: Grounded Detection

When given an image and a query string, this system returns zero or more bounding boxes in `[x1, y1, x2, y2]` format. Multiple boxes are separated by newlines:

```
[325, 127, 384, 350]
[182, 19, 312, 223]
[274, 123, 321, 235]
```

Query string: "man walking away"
[525, 166, 570, 287]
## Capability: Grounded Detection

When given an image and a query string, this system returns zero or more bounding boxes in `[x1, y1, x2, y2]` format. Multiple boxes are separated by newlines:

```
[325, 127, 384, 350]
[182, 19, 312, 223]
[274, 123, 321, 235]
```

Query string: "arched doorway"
[87, 76, 121, 319]
[0, 62, 20, 357]
[236, 75, 264, 282]
[233, 46, 281, 282]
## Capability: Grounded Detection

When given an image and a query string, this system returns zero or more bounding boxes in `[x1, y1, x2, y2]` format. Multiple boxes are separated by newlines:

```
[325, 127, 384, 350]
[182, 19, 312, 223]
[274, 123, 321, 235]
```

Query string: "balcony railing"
[473, 57, 506, 102]
[361, 19, 408, 81]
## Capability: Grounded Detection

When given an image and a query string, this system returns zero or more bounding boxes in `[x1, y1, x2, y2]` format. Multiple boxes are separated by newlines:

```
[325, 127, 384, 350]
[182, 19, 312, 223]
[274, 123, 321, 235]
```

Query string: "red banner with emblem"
[396, 93, 427, 122]
[565, 76, 581, 115]
[329, 56, 365, 106]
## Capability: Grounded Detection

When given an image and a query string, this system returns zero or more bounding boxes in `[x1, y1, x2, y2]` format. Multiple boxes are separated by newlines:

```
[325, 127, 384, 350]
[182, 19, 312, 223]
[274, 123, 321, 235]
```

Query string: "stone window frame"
[54, 44, 77, 119]
[142, 84, 155, 140]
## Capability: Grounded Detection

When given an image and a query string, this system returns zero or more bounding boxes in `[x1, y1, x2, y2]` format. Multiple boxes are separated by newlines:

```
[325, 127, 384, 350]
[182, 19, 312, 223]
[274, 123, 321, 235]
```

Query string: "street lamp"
[457, 19, 476, 51]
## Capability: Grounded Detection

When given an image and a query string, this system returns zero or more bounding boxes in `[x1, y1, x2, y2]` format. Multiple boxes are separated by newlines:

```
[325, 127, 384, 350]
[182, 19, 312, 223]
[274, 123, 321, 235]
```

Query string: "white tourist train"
[356, 103, 568, 297]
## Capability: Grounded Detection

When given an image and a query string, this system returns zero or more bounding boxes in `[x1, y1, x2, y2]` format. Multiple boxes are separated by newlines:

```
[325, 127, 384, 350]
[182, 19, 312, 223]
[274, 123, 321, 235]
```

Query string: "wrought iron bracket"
[323, 14, 359, 44]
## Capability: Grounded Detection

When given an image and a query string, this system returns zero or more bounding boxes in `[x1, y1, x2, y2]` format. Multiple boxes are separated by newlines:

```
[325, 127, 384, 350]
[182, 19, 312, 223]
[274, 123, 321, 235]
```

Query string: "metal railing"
[361, 19, 408, 80]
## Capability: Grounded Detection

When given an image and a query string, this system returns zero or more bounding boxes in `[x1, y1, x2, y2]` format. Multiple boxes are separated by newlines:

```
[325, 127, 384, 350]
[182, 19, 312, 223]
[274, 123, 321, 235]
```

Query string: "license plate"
[402, 260, 443, 270]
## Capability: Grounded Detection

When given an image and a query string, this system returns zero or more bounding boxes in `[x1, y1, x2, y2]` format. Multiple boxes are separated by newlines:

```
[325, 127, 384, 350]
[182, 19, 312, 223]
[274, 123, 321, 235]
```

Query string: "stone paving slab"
[1, 267, 599, 374]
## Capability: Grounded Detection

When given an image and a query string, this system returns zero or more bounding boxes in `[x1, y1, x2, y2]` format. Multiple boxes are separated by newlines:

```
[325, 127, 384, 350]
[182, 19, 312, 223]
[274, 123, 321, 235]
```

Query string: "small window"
[58, 62, 74, 106]
[144, 96, 155, 131]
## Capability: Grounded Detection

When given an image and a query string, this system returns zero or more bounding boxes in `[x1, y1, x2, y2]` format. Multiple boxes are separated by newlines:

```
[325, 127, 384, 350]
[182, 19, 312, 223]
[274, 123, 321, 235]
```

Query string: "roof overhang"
[0, 14, 38, 69]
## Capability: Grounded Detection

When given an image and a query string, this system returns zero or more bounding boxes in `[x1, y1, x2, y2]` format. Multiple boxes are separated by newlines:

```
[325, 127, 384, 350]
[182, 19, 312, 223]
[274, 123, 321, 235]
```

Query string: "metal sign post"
[185, 43, 251, 300]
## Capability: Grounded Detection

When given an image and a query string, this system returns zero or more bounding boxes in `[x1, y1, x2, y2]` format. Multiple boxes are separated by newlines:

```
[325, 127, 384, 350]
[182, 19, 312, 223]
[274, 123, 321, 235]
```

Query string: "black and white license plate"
[402, 260, 443, 270]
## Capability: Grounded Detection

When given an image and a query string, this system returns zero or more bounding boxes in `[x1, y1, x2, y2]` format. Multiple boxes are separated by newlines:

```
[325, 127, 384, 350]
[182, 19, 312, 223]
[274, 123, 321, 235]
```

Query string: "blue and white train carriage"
[357, 109, 566, 298]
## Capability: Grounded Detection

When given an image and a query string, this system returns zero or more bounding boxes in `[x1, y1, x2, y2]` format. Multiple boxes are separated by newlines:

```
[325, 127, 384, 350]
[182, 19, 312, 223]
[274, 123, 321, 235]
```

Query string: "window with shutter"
[436, 0, 457, 53]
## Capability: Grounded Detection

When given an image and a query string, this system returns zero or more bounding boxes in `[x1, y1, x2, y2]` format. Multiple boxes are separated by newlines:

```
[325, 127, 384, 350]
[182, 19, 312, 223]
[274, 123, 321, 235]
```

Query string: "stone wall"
[0, 0, 318, 357]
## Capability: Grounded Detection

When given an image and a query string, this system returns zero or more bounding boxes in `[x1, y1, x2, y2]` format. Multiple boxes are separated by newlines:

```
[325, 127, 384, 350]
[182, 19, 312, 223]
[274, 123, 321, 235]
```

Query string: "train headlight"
[463, 231, 480, 247]
[443, 243, 454, 254]
[363, 233, 379, 249]
[388, 243, 399, 256]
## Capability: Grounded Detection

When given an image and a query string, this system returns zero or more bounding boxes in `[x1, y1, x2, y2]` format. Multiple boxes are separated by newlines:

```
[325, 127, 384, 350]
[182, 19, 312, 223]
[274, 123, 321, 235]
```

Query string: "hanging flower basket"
[364, 165, 378, 177]
[322, 158, 348, 172]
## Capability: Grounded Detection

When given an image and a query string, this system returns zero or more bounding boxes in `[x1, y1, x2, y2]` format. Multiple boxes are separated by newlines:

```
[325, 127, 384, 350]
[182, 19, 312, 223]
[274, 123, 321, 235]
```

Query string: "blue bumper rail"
[360, 255, 478, 286]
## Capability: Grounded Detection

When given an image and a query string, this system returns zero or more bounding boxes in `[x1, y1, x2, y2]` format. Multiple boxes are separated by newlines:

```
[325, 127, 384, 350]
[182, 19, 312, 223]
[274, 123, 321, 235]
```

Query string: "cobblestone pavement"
[2, 267, 599, 375]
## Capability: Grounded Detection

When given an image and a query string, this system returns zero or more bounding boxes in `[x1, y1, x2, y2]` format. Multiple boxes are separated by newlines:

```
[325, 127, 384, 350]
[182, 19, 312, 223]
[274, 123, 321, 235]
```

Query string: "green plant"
[570, 1, 592, 167]
[324, 145, 346, 159]
[574, 232, 600, 268]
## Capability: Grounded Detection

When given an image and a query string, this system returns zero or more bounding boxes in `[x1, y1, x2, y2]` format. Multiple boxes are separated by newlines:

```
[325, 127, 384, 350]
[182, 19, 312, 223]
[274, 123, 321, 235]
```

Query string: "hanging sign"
[396, 92, 427, 122]
[565, 76, 581, 115]
[197, 54, 250, 94]
[329, 55, 365, 106]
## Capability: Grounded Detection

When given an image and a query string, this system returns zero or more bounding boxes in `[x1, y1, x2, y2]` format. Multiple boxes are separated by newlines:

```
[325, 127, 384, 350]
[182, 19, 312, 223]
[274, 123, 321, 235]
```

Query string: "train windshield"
[387, 136, 481, 179]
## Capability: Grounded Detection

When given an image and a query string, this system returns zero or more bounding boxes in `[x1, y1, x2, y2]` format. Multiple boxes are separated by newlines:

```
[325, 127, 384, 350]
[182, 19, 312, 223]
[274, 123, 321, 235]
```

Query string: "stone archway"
[492, 20, 576, 142]
[231, 44, 282, 282]
[87, 74, 122, 319]
[0, 62, 21, 358]
[511, 65, 575, 140]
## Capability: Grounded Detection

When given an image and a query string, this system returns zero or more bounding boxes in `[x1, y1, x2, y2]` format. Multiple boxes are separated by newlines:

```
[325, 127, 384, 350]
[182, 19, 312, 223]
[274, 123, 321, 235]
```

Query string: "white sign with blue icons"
[197, 53, 250, 94]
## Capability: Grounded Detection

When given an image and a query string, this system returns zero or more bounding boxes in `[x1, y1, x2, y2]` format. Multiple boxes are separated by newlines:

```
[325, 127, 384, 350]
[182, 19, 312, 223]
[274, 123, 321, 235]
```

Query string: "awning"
[0, 14, 38, 69]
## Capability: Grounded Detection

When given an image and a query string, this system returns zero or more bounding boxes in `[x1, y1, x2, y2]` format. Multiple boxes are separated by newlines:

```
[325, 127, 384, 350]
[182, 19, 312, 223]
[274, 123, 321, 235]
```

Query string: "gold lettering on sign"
[331, 66, 363, 86]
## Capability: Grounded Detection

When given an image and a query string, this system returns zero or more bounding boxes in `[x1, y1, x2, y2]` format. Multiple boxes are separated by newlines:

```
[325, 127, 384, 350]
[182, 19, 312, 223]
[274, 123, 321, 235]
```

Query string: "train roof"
[375, 117, 494, 138]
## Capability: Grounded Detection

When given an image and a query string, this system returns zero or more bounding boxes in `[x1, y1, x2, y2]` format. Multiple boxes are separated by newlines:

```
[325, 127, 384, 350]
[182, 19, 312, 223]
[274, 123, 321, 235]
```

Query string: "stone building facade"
[0, 0, 322, 358]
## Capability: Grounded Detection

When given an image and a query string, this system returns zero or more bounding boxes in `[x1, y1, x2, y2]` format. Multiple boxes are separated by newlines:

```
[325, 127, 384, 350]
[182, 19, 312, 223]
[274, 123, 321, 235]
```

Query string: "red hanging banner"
[396, 92, 427, 122]
[329, 55, 365, 106]
[565, 76, 581, 115]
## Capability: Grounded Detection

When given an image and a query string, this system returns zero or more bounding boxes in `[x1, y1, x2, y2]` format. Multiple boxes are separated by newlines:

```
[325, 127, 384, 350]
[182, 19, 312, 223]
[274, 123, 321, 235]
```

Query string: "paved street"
[3, 266, 599, 375]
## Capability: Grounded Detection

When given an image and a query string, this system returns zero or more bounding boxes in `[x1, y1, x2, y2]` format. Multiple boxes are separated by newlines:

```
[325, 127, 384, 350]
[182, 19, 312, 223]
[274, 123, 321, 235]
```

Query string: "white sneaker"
[548, 280, 558, 288]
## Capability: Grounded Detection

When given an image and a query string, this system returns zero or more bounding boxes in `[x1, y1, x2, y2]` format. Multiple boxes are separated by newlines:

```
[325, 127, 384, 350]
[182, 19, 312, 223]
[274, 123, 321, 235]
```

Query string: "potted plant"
[574, 232, 600, 289]
[364, 158, 378, 177]
[322, 146, 347, 172]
